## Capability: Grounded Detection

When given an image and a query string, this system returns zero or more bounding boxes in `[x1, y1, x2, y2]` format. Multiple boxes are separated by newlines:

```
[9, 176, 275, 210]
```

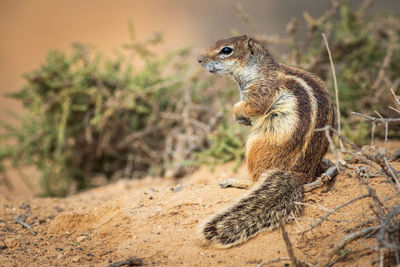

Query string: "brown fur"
[197, 35, 334, 248]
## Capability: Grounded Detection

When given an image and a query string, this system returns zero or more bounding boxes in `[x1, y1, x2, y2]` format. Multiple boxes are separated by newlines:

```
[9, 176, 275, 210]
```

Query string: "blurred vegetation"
[0, 26, 239, 196]
[195, 123, 246, 171]
[1, 0, 400, 196]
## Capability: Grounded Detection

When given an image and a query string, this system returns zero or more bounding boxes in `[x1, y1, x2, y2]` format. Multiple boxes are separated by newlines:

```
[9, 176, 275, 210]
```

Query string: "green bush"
[0, 29, 241, 196]
[237, 0, 400, 141]
[303, 1, 400, 118]
[195, 123, 246, 171]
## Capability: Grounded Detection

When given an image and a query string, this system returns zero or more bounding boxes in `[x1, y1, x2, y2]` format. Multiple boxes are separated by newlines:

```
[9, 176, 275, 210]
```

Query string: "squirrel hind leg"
[198, 169, 304, 248]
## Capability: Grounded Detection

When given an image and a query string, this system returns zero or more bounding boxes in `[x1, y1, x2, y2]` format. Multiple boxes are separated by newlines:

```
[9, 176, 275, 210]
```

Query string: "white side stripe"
[289, 76, 318, 154]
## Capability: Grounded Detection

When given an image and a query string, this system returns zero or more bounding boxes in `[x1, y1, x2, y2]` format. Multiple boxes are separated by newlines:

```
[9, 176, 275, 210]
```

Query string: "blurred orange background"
[0, 0, 398, 196]
[1, 0, 399, 119]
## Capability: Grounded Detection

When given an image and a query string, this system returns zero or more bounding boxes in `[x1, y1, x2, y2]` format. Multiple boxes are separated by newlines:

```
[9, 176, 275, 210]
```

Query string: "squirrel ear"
[247, 38, 255, 56]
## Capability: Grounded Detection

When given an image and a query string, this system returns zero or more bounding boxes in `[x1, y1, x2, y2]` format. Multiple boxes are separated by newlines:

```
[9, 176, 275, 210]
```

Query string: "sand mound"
[0, 146, 399, 266]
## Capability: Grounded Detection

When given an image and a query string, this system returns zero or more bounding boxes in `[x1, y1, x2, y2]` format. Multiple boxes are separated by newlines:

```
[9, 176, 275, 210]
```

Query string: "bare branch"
[234, 3, 259, 34]
[279, 219, 307, 267]
[300, 194, 370, 234]
[322, 33, 344, 151]
[315, 126, 341, 171]
[304, 163, 339, 192]
[391, 88, 400, 109]
[318, 226, 380, 267]
[389, 149, 400, 162]
[374, 111, 389, 145]
[389, 105, 400, 114]
[371, 121, 376, 147]
[303, 0, 341, 31]
[351, 112, 400, 123]
[315, 125, 360, 150]
[383, 157, 400, 190]
[376, 204, 400, 250]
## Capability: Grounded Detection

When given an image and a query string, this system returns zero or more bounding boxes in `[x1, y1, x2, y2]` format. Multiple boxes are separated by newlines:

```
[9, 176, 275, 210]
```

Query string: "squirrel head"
[197, 35, 272, 76]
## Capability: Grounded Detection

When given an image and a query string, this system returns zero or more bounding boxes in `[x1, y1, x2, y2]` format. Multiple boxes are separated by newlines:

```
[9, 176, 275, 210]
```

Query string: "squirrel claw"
[219, 179, 235, 188]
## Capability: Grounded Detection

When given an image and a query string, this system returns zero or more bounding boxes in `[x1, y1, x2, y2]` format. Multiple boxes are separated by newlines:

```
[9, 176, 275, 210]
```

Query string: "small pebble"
[77, 236, 86, 242]
[172, 185, 186, 193]
[53, 206, 64, 213]
[81, 231, 90, 236]
[71, 255, 81, 262]
[4, 238, 18, 249]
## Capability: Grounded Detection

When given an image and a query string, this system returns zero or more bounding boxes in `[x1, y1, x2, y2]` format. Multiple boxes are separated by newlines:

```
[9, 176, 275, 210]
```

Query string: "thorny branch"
[376, 204, 400, 250]
[307, 32, 400, 267]
[320, 226, 380, 267]
[299, 194, 371, 235]
[351, 112, 400, 123]
[299, 88, 400, 265]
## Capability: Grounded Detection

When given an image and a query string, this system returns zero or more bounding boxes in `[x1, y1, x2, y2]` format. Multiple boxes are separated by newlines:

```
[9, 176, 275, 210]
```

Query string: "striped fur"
[197, 35, 333, 248]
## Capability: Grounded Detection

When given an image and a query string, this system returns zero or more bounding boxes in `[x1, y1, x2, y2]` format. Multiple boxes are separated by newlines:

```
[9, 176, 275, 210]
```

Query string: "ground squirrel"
[197, 35, 334, 248]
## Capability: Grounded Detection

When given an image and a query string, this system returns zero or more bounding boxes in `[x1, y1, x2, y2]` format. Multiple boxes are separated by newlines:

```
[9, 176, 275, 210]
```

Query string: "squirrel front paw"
[235, 115, 252, 126]
[233, 101, 252, 126]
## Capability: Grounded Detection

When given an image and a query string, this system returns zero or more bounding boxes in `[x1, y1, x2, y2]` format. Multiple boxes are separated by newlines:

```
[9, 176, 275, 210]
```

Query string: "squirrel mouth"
[207, 65, 219, 73]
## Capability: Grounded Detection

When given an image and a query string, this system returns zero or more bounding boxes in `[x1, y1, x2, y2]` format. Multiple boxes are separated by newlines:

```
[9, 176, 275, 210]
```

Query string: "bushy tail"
[198, 169, 304, 248]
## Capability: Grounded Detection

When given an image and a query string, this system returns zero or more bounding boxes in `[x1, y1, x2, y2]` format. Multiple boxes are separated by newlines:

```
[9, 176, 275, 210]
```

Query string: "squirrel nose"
[197, 55, 205, 64]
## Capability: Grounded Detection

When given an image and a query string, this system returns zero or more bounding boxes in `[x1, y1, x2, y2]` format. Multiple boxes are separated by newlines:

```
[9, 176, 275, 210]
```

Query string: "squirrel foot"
[219, 178, 251, 189]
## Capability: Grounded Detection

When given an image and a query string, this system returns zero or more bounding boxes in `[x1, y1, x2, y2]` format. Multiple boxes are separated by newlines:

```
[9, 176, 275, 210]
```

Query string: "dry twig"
[279, 219, 307, 267]
[256, 257, 289, 267]
[304, 163, 339, 192]
[318, 226, 380, 267]
[234, 3, 259, 34]
[322, 33, 344, 151]
[351, 112, 400, 123]
[300, 194, 370, 234]
[376, 204, 400, 250]
[14, 210, 37, 236]
[391, 88, 400, 109]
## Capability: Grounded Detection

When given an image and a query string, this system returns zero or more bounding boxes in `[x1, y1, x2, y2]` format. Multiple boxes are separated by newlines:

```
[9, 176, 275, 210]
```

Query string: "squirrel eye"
[219, 47, 233, 55]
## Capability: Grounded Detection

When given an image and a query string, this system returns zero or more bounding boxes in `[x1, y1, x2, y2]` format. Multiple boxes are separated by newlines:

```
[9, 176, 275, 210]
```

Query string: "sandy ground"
[0, 144, 399, 266]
